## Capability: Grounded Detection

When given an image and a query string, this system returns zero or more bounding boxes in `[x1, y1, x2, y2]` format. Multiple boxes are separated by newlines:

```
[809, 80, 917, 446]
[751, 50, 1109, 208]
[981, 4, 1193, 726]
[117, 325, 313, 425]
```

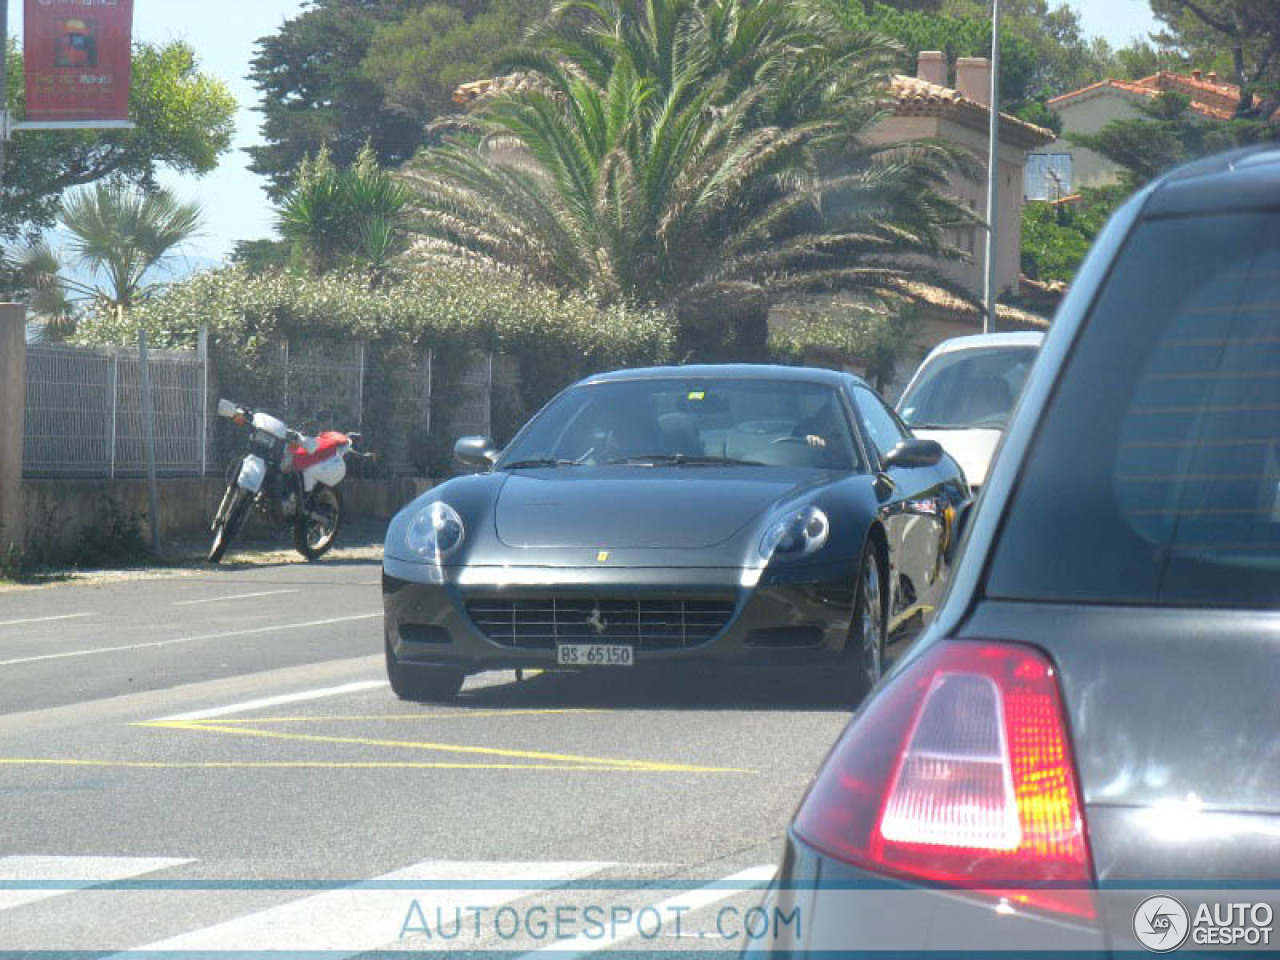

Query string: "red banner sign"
[24, 0, 135, 124]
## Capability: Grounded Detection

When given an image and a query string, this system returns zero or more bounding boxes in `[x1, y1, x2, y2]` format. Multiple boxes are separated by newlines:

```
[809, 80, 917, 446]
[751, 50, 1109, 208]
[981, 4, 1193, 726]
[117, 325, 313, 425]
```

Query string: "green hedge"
[75, 266, 674, 474]
[769, 305, 922, 392]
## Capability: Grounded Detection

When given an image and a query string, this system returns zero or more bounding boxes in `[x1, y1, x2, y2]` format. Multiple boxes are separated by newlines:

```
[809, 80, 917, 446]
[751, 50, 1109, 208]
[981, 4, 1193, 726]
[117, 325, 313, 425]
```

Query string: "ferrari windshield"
[500, 378, 861, 471]
[898, 346, 1038, 430]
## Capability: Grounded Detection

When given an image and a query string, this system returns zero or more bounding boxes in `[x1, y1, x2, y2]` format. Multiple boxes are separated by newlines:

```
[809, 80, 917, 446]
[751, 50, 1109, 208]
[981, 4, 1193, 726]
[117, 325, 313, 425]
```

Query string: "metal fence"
[450, 352, 494, 439]
[383, 346, 434, 476]
[279, 339, 366, 431]
[370, 349, 517, 475]
[276, 345, 521, 473]
[23, 334, 518, 479]
[24, 340, 208, 478]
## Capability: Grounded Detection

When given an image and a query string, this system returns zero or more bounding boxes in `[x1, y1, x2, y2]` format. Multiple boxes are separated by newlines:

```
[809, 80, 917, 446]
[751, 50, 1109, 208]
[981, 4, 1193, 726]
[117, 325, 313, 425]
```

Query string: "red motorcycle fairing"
[290, 431, 349, 472]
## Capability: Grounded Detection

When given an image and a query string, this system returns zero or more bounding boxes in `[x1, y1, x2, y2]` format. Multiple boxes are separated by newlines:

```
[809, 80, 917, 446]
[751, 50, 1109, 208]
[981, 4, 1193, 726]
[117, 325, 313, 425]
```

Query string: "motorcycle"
[208, 400, 371, 564]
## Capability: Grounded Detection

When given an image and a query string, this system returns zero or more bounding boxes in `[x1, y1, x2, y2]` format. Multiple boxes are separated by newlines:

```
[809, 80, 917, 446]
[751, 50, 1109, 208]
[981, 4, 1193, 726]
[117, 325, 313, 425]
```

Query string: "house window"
[1025, 153, 1073, 201]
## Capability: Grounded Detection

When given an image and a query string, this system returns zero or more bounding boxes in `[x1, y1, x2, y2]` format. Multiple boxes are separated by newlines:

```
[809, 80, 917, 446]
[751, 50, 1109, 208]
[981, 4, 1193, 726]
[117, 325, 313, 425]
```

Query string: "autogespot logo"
[1134, 895, 1191, 953]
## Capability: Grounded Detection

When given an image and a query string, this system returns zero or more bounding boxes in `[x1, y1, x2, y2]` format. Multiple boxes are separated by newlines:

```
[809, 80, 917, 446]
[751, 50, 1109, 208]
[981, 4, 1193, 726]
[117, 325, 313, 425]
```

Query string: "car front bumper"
[382, 555, 857, 674]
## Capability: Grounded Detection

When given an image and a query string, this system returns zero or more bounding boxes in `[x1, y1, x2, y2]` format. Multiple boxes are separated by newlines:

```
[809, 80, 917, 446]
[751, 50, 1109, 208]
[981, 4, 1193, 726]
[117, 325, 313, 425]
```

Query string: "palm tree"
[278, 144, 412, 280]
[403, 0, 977, 359]
[13, 183, 204, 321]
[12, 241, 77, 342]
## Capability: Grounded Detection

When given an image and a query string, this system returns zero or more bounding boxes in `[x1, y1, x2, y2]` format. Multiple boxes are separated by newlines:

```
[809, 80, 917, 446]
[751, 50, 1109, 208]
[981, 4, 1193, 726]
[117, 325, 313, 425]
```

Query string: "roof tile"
[1050, 71, 1255, 122]
[889, 75, 1055, 144]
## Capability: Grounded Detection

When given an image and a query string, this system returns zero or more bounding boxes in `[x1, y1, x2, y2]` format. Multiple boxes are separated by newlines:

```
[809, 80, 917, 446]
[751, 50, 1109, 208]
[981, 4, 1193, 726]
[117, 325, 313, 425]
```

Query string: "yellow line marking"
[198, 708, 604, 725]
[0, 758, 728, 772]
[135, 720, 752, 774]
[887, 605, 935, 635]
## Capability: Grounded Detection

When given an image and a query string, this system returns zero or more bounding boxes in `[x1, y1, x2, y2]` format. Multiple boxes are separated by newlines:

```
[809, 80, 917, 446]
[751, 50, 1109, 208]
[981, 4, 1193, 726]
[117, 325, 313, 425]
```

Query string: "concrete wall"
[0, 305, 25, 555]
[20, 476, 434, 557]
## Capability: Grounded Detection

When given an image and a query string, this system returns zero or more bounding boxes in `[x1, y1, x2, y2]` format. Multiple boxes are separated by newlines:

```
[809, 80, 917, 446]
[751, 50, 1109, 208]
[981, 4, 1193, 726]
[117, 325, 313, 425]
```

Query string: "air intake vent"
[465, 596, 737, 650]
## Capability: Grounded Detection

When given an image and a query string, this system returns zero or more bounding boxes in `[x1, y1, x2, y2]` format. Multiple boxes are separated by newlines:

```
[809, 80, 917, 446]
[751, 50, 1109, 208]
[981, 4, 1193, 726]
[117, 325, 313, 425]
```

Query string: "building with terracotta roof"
[777, 52, 1055, 392]
[877, 52, 1054, 315]
[1037, 70, 1262, 193]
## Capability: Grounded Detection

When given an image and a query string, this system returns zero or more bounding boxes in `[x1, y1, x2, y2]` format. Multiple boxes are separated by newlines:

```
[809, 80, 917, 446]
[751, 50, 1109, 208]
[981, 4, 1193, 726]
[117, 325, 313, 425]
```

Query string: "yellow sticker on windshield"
[687, 391, 706, 400]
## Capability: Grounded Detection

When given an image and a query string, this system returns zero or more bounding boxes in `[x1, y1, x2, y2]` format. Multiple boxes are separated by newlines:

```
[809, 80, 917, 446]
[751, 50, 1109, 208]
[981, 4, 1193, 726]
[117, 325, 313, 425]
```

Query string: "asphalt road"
[0, 554, 854, 955]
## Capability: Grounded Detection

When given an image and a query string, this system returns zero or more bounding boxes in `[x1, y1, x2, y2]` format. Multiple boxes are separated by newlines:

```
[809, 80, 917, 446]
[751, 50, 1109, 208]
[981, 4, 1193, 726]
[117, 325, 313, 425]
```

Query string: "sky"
[13, 0, 1164, 265]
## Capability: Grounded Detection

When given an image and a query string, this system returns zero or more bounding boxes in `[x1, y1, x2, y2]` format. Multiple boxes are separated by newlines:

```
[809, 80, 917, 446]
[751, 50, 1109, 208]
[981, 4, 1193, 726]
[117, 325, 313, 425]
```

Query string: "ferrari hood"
[494, 467, 822, 550]
[912, 428, 1002, 488]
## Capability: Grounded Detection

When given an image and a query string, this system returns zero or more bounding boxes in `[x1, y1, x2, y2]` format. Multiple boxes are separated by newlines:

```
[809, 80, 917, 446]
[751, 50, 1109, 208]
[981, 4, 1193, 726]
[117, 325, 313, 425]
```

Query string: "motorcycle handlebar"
[217, 402, 370, 456]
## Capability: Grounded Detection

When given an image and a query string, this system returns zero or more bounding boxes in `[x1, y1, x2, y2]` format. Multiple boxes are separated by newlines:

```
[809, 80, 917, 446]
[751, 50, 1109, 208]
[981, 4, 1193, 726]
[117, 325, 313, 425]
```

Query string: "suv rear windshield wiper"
[606, 454, 765, 466]
[500, 458, 585, 470]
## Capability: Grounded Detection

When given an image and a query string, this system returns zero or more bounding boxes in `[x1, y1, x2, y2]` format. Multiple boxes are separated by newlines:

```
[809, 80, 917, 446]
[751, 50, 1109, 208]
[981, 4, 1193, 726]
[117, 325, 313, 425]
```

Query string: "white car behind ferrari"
[896, 332, 1044, 490]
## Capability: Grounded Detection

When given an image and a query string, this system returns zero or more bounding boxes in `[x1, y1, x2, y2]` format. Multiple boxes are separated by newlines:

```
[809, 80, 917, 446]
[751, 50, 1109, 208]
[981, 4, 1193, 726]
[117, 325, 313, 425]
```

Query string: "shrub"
[770, 304, 923, 392]
[76, 499, 152, 569]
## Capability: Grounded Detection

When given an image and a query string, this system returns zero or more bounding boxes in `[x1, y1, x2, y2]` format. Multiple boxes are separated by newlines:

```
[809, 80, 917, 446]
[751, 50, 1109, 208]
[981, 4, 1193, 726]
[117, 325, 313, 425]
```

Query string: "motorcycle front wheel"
[294, 486, 341, 561]
[208, 487, 252, 564]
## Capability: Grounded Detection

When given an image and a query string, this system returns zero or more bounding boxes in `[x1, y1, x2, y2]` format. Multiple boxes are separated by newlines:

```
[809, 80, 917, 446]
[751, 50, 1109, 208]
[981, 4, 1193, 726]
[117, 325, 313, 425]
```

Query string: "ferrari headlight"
[405, 501, 465, 561]
[760, 506, 830, 560]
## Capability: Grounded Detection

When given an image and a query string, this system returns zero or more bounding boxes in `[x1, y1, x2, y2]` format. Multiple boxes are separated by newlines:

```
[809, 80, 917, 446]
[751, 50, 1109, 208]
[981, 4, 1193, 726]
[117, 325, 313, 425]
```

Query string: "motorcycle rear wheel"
[294, 486, 341, 561]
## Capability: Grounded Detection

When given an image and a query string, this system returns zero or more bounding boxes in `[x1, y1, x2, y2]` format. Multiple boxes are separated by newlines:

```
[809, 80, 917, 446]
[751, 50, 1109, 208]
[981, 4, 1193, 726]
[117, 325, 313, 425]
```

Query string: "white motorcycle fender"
[237, 454, 267, 493]
[302, 451, 347, 492]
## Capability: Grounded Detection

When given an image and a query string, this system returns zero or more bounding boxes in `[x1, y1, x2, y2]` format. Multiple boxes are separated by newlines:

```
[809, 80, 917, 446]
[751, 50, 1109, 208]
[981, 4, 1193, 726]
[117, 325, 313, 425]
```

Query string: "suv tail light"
[793, 641, 1094, 918]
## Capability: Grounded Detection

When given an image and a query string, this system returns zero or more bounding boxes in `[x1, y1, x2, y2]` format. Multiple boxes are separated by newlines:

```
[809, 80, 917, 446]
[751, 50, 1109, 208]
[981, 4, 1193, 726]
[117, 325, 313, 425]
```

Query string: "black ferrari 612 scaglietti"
[381, 365, 969, 701]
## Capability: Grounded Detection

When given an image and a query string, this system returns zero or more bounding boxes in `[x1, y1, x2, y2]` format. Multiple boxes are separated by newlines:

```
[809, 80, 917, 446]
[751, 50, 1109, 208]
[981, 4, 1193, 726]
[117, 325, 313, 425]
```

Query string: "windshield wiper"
[606, 454, 765, 467]
[501, 458, 585, 470]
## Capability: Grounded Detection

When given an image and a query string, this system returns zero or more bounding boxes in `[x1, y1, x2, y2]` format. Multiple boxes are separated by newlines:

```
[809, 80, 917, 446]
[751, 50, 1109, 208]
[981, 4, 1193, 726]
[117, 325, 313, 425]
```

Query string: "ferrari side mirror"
[882, 438, 944, 470]
[455, 436, 499, 468]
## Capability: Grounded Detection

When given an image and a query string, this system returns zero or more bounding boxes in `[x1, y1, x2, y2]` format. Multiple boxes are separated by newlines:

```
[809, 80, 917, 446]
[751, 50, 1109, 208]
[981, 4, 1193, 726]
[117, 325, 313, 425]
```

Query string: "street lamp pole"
[0, 0, 9, 176]
[983, 0, 1002, 335]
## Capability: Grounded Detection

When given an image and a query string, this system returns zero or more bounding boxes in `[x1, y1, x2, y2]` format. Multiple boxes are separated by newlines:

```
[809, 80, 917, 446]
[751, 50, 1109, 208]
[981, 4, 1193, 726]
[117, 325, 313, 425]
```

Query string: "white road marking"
[0, 613, 380, 668]
[153, 680, 388, 723]
[117, 860, 612, 953]
[171, 589, 300, 607]
[0, 613, 96, 628]
[522, 865, 776, 958]
[0, 856, 192, 914]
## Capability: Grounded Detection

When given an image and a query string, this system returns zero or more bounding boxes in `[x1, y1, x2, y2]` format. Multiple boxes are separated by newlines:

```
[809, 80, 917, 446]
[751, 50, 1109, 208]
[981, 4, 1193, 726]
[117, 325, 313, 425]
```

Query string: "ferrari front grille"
[464, 596, 738, 650]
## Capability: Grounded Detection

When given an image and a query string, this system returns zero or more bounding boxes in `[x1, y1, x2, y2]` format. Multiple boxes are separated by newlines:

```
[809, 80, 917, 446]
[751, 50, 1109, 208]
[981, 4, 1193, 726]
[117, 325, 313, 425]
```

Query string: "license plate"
[556, 643, 634, 667]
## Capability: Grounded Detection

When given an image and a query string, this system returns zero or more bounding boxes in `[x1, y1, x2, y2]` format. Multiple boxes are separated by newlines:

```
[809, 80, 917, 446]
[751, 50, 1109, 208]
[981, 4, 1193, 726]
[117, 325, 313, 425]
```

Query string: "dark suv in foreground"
[750, 147, 1280, 955]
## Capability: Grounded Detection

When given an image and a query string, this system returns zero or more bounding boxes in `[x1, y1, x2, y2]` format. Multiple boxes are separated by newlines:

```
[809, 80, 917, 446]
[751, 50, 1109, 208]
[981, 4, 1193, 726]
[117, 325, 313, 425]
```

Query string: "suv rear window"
[987, 212, 1280, 609]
